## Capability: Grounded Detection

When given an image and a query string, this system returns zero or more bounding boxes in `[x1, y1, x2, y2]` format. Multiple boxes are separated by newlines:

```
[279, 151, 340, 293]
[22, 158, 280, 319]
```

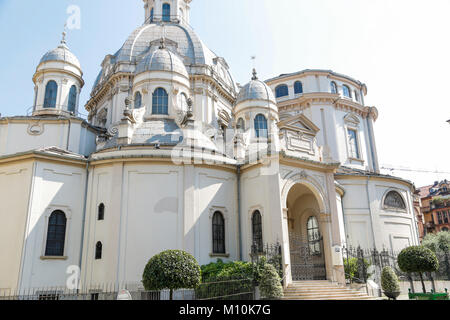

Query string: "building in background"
[418, 180, 450, 236]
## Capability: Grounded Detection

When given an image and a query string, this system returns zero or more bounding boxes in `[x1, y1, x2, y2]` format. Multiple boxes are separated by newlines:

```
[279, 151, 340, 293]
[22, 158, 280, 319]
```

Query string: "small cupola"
[32, 31, 84, 117]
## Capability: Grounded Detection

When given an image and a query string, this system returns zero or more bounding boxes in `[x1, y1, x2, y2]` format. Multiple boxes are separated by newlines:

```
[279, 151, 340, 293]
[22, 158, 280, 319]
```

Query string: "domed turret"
[32, 32, 84, 117]
[236, 72, 276, 105]
[234, 69, 279, 141]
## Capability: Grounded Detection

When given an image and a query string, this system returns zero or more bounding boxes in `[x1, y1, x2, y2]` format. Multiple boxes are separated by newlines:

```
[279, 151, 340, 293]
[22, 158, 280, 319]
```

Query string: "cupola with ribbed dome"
[131, 39, 190, 121]
[32, 31, 84, 117]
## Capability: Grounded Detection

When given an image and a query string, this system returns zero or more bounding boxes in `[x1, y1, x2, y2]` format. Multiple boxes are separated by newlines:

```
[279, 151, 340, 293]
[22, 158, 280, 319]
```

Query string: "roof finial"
[252, 68, 258, 80]
[251, 56, 258, 80]
[159, 24, 166, 49]
[61, 23, 67, 45]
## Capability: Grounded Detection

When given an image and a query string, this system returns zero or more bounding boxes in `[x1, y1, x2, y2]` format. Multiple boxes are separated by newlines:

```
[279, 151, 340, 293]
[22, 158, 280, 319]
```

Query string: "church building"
[0, 0, 420, 294]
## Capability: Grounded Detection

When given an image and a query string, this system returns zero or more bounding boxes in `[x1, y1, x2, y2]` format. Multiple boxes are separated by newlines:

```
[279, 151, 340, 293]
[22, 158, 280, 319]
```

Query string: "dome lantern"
[143, 0, 192, 26]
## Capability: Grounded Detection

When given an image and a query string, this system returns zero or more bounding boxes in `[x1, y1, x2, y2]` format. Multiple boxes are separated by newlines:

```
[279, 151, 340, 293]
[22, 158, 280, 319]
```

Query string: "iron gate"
[289, 234, 326, 281]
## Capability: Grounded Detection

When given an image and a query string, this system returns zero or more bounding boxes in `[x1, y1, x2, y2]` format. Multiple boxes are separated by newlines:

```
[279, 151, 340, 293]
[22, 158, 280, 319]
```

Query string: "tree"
[397, 246, 439, 293]
[142, 250, 201, 300]
[422, 231, 450, 255]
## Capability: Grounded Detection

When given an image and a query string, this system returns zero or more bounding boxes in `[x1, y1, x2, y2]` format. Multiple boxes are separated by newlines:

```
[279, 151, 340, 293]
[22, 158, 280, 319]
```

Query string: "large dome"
[39, 42, 81, 70]
[92, 23, 237, 94]
[236, 77, 276, 105]
[135, 47, 188, 78]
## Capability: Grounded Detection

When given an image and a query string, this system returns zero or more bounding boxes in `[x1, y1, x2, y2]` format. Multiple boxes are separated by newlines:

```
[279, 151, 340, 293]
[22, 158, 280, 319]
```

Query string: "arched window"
[252, 211, 263, 253]
[294, 81, 303, 94]
[45, 210, 67, 257]
[162, 3, 171, 22]
[152, 88, 169, 115]
[275, 84, 289, 98]
[443, 227, 449, 232]
[342, 85, 351, 98]
[237, 118, 245, 132]
[68, 85, 77, 113]
[212, 211, 225, 254]
[95, 242, 103, 260]
[150, 7, 154, 22]
[44, 80, 58, 109]
[98, 203, 105, 221]
[307, 216, 321, 255]
[330, 81, 338, 94]
[134, 91, 142, 109]
[254, 114, 268, 139]
[384, 191, 406, 210]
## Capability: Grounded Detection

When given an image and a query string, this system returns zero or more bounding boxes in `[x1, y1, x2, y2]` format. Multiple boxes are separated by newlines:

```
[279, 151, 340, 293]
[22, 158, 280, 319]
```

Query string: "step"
[282, 296, 374, 300]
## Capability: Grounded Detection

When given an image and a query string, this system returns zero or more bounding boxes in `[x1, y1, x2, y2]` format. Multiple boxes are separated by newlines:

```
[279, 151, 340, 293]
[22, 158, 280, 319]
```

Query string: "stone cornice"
[86, 73, 131, 112]
[33, 68, 85, 88]
[277, 93, 379, 121]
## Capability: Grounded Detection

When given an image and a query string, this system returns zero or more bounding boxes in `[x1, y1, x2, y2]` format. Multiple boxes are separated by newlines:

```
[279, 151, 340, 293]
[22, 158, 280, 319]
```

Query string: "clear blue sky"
[0, 0, 449, 186]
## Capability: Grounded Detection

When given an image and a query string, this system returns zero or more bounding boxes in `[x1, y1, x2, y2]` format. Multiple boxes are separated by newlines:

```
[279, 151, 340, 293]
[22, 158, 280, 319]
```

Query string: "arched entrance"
[286, 183, 328, 281]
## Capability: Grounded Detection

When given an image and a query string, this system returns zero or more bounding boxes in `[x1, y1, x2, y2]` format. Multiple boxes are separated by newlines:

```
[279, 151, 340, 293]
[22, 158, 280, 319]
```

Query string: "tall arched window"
[45, 210, 67, 257]
[68, 85, 77, 113]
[383, 191, 406, 210]
[254, 114, 268, 139]
[162, 3, 171, 22]
[252, 211, 263, 253]
[150, 7, 154, 22]
[294, 81, 303, 94]
[98, 203, 105, 221]
[134, 91, 142, 109]
[152, 88, 169, 115]
[342, 85, 351, 98]
[275, 84, 289, 98]
[307, 216, 321, 255]
[95, 242, 103, 260]
[330, 81, 338, 94]
[44, 80, 58, 109]
[212, 211, 225, 254]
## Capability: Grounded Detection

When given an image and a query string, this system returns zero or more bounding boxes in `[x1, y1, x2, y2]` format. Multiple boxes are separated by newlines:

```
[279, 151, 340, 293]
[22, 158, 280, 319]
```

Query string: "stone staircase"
[283, 281, 375, 300]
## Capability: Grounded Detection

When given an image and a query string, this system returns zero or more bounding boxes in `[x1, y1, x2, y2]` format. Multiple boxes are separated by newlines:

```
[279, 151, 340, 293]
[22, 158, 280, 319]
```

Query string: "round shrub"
[259, 263, 284, 300]
[397, 246, 439, 274]
[142, 250, 201, 294]
[381, 266, 401, 299]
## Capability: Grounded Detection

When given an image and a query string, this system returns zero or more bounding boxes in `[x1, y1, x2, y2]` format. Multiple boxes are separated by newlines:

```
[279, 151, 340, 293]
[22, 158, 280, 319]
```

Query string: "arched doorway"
[286, 183, 327, 281]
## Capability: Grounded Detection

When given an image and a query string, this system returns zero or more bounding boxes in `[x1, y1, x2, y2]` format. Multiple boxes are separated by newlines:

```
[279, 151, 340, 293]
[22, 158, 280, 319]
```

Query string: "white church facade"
[0, 0, 420, 294]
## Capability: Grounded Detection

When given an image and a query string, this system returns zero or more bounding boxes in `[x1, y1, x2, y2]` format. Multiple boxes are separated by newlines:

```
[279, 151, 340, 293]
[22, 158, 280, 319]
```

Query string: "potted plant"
[259, 263, 284, 300]
[381, 266, 401, 300]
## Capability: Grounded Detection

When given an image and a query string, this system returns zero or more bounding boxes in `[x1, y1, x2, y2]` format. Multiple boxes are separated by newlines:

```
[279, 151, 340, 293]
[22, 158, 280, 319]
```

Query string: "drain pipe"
[237, 165, 243, 261]
[78, 161, 90, 292]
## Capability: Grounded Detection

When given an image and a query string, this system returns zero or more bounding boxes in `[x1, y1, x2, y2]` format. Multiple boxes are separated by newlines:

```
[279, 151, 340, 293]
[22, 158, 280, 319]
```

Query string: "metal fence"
[342, 246, 450, 286]
[250, 242, 284, 280]
[0, 279, 255, 301]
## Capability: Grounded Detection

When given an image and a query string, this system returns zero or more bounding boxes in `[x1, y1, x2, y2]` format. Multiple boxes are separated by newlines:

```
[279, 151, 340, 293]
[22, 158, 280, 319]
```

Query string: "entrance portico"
[280, 172, 346, 287]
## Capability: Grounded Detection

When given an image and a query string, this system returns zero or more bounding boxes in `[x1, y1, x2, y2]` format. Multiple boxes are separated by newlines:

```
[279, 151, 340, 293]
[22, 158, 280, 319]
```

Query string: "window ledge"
[209, 253, 230, 258]
[40, 256, 68, 261]
[348, 157, 364, 164]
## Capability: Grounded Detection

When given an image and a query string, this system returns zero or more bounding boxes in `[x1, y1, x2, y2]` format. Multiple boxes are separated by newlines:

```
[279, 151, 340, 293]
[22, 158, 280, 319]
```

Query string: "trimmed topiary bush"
[259, 263, 284, 300]
[142, 250, 201, 300]
[398, 246, 439, 293]
[381, 266, 401, 300]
